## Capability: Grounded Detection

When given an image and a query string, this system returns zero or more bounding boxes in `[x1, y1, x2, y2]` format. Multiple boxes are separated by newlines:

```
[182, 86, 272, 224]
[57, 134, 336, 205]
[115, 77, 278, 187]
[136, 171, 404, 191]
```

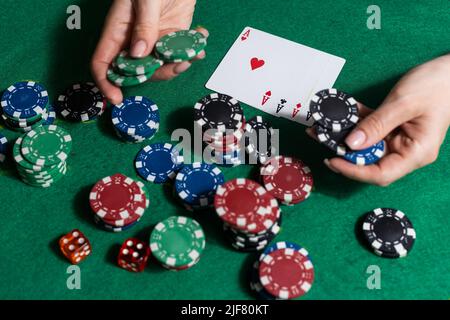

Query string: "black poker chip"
[309, 88, 359, 132]
[362, 208, 416, 258]
[315, 124, 351, 155]
[244, 116, 276, 163]
[56, 82, 106, 122]
[194, 93, 244, 132]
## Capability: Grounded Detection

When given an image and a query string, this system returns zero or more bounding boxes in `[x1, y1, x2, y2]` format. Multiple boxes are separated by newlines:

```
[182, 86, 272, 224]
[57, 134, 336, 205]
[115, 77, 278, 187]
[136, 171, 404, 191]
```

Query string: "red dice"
[118, 238, 151, 272]
[59, 229, 91, 264]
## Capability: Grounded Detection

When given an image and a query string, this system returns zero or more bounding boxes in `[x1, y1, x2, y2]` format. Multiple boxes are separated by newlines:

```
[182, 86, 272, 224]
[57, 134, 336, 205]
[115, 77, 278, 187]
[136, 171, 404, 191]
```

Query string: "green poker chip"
[150, 216, 206, 268]
[155, 30, 207, 62]
[107, 68, 154, 87]
[20, 125, 72, 166]
[13, 137, 60, 172]
[114, 50, 163, 76]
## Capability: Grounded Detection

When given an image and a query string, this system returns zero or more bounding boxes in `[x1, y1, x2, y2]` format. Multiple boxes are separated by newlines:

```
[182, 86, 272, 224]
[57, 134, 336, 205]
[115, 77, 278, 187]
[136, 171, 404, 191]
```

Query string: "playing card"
[205, 26, 346, 126]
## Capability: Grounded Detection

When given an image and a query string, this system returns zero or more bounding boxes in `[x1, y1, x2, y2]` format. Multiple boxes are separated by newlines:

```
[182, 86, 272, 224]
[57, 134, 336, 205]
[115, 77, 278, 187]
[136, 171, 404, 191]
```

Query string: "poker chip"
[344, 140, 386, 165]
[259, 247, 315, 299]
[245, 116, 276, 163]
[0, 134, 8, 163]
[56, 82, 105, 122]
[260, 156, 313, 205]
[107, 68, 153, 87]
[20, 125, 72, 166]
[89, 173, 149, 229]
[310, 88, 359, 132]
[1, 81, 48, 120]
[115, 50, 164, 76]
[260, 241, 311, 262]
[150, 216, 206, 270]
[315, 124, 350, 155]
[174, 162, 224, 208]
[249, 260, 278, 300]
[42, 104, 56, 126]
[135, 143, 184, 183]
[111, 96, 160, 142]
[155, 30, 207, 62]
[362, 208, 416, 258]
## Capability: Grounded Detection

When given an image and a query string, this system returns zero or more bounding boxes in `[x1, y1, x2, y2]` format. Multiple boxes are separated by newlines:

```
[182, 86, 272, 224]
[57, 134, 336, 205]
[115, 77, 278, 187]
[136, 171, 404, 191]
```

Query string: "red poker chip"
[260, 156, 313, 204]
[259, 248, 314, 299]
[214, 178, 278, 234]
[90, 173, 146, 226]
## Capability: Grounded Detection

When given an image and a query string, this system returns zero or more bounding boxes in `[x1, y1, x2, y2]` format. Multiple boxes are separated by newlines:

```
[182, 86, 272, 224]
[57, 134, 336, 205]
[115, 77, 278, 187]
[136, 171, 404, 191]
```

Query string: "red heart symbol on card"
[250, 57, 265, 70]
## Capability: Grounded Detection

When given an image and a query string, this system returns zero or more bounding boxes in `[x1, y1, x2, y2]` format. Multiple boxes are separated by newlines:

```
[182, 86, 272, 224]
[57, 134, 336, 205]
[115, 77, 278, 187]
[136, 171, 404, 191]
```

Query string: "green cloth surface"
[0, 0, 449, 299]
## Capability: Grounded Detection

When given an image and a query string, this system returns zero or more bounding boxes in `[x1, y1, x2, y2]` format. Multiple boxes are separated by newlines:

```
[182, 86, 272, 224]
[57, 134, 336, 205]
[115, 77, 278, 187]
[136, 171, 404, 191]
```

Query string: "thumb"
[130, 0, 162, 58]
[346, 98, 417, 149]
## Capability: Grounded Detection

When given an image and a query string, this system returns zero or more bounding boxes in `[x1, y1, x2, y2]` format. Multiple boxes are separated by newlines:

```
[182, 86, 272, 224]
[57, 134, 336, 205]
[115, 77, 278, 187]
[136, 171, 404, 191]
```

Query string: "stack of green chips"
[155, 30, 207, 62]
[107, 50, 164, 87]
[13, 125, 72, 188]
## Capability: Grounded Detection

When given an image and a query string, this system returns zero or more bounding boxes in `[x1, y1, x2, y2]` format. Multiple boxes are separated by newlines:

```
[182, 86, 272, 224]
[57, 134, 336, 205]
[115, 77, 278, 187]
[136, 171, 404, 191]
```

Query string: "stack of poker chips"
[89, 173, 149, 232]
[150, 216, 206, 271]
[361, 208, 416, 258]
[111, 96, 160, 143]
[56, 82, 106, 122]
[12, 125, 72, 187]
[250, 241, 315, 300]
[108, 50, 164, 87]
[155, 30, 207, 63]
[1, 81, 56, 132]
[0, 134, 8, 163]
[135, 142, 184, 184]
[194, 93, 245, 167]
[173, 162, 224, 212]
[214, 178, 282, 252]
[244, 116, 277, 164]
[260, 156, 314, 205]
[310, 88, 386, 165]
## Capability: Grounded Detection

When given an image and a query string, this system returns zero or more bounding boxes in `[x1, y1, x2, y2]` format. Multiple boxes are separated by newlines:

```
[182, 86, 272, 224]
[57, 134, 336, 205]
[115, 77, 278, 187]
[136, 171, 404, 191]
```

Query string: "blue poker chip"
[0, 133, 8, 163]
[260, 241, 312, 262]
[112, 96, 160, 138]
[175, 162, 224, 206]
[1, 81, 49, 119]
[343, 140, 386, 166]
[135, 143, 183, 183]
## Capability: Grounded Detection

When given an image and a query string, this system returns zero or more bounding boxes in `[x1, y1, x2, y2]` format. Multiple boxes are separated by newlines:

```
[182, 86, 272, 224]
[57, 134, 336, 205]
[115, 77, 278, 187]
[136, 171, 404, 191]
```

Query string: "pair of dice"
[59, 229, 150, 272]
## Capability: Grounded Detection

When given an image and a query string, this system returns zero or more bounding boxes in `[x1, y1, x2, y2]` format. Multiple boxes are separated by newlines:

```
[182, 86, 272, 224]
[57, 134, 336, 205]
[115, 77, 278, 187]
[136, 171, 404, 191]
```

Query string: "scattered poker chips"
[111, 96, 160, 143]
[244, 116, 276, 164]
[108, 50, 163, 87]
[174, 162, 224, 211]
[260, 156, 313, 205]
[155, 30, 207, 63]
[311, 88, 385, 166]
[254, 242, 314, 300]
[1, 81, 56, 132]
[362, 208, 416, 258]
[150, 216, 206, 270]
[89, 173, 149, 231]
[56, 82, 106, 122]
[0, 133, 8, 163]
[310, 88, 359, 132]
[135, 142, 184, 183]
[12, 125, 72, 187]
[195, 93, 245, 167]
[214, 178, 283, 251]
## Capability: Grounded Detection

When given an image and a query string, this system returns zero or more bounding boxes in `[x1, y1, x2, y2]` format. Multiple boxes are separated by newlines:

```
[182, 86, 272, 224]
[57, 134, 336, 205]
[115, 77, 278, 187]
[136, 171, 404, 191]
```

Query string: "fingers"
[323, 149, 419, 186]
[345, 97, 419, 150]
[130, 0, 162, 57]
[91, 0, 133, 104]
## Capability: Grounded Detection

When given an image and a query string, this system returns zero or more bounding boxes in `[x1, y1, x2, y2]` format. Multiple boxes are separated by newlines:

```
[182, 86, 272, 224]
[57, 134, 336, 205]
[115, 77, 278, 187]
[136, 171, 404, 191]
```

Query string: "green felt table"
[0, 0, 449, 300]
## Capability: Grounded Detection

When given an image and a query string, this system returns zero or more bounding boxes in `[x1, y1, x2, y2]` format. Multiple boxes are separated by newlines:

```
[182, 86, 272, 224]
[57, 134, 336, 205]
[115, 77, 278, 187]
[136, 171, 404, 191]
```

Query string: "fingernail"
[324, 159, 340, 173]
[346, 129, 366, 148]
[174, 62, 192, 74]
[130, 40, 147, 58]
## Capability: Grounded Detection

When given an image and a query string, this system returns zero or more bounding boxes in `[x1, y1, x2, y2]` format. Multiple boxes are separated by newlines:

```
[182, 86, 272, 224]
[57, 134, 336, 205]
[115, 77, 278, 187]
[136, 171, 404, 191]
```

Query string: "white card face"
[205, 26, 346, 126]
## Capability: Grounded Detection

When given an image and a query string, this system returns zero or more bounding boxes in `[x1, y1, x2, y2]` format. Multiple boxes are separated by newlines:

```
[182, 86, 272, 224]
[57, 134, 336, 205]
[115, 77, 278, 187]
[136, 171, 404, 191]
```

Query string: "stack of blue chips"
[111, 96, 160, 143]
[174, 162, 224, 211]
